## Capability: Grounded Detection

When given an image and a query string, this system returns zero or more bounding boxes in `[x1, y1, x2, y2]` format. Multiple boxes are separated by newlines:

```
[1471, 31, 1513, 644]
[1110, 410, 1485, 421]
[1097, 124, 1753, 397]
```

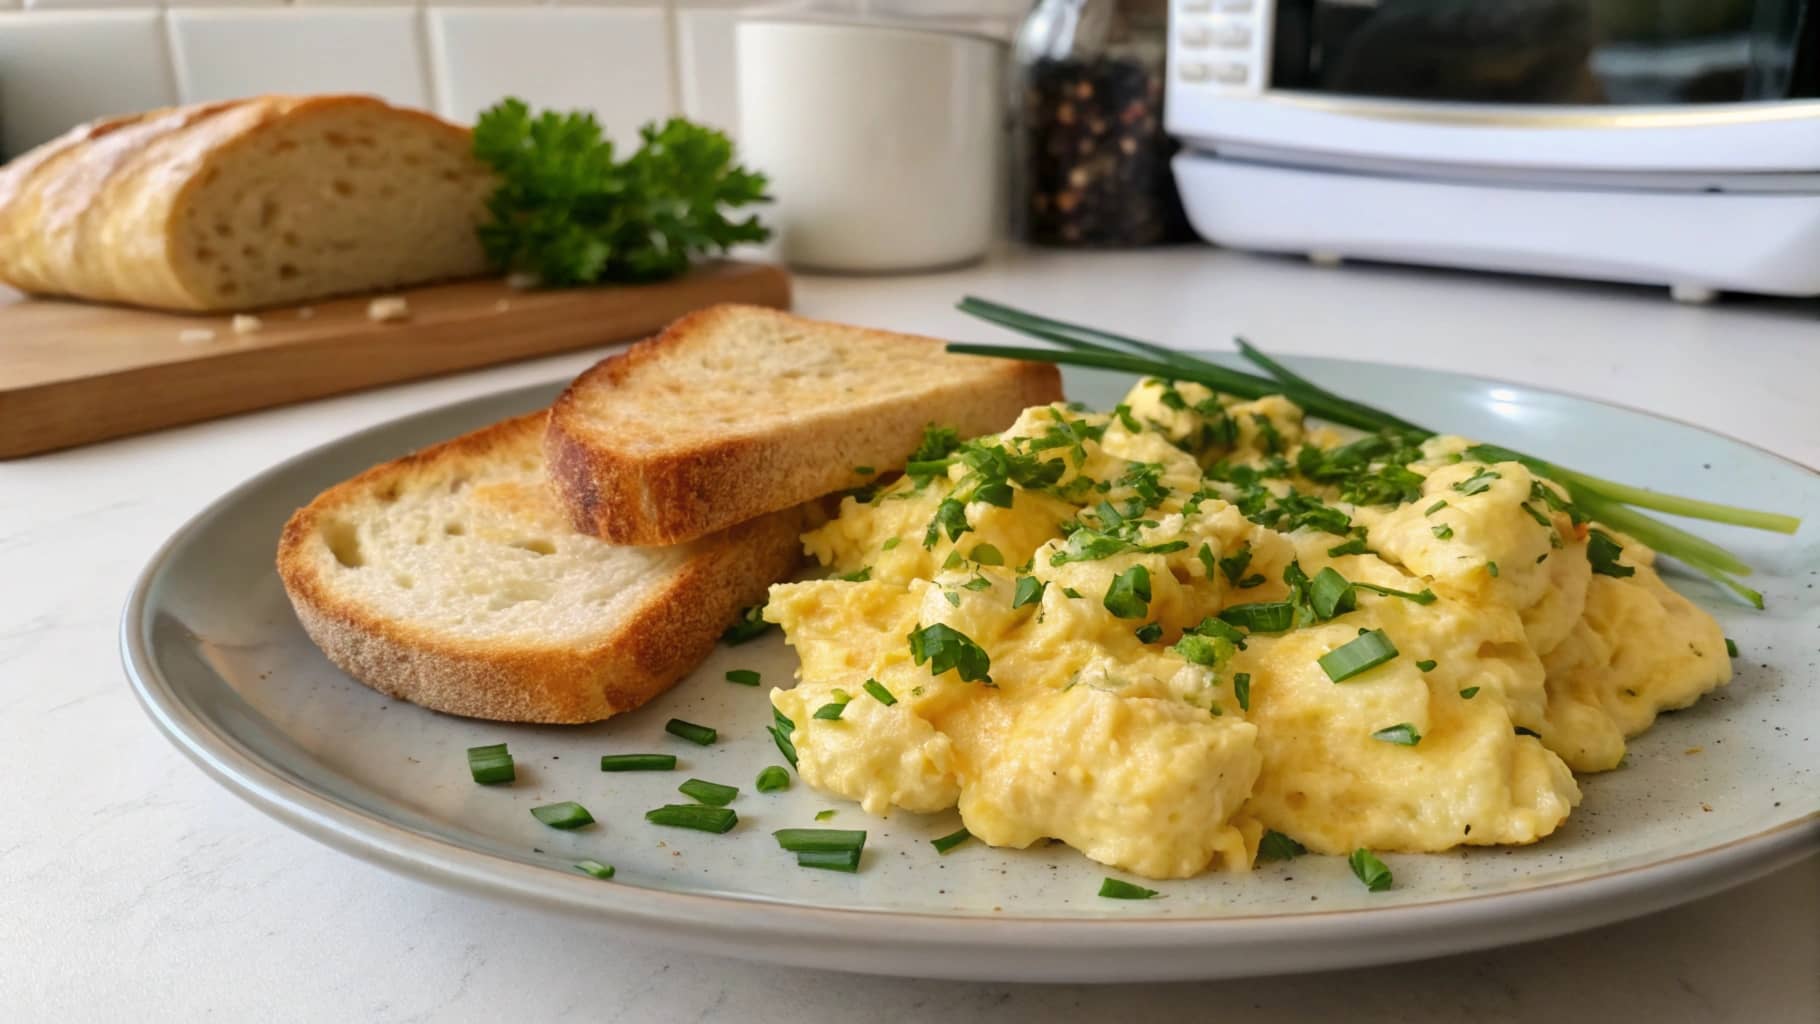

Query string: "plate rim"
[119, 359, 1820, 978]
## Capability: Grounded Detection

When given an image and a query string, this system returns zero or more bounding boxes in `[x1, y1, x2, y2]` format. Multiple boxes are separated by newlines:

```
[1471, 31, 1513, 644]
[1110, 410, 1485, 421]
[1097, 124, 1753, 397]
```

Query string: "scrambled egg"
[764, 381, 1731, 879]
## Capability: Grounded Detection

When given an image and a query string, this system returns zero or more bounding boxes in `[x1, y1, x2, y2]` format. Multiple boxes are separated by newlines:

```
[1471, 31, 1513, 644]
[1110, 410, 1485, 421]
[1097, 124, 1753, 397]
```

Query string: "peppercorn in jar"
[1012, 0, 1192, 247]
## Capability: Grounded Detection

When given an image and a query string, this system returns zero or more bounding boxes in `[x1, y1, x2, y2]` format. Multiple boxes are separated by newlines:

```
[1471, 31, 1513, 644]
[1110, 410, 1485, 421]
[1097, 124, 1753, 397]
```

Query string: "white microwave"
[1164, 0, 1820, 300]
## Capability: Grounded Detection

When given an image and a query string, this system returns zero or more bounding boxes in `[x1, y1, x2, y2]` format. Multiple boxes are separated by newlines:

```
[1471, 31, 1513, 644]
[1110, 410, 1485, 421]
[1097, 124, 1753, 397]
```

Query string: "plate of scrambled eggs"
[125, 356, 1818, 982]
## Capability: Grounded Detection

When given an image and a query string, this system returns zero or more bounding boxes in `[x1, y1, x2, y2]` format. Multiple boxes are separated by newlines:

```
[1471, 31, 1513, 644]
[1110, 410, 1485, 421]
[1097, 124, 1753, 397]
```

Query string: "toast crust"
[276, 412, 802, 724]
[545, 305, 1063, 546]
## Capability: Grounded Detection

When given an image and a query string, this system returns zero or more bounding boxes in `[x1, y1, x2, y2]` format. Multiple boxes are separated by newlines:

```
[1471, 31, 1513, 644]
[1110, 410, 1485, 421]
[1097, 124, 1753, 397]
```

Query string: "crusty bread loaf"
[277, 411, 802, 724]
[544, 304, 1065, 546]
[0, 95, 494, 313]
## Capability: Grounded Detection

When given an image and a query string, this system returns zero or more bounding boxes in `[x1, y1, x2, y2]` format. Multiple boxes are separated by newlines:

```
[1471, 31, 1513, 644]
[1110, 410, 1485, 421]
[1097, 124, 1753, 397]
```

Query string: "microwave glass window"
[1268, 0, 1817, 104]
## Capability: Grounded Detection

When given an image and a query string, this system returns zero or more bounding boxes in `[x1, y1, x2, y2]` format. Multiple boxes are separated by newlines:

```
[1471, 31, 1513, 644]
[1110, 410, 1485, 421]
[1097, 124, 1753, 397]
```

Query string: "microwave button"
[1215, 0, 1252, 11]
[1179, 23, 1212, 47]
[1181, 0, 1214, 11]
[1178, 61, 1212, 82]
[1209, 61, 1249, 84]
[1210, 23, 1252, 47]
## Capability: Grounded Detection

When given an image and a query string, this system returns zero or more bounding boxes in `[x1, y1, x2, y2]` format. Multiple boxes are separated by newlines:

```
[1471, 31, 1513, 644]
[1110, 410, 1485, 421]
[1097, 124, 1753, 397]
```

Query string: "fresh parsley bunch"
[471, 98, 772, 285]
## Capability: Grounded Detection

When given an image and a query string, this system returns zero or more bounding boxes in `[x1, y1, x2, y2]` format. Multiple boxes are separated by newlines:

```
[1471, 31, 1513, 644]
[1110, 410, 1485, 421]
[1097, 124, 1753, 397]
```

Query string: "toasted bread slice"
[544, 304, 1064, 545]
[277, 412, 801, 724]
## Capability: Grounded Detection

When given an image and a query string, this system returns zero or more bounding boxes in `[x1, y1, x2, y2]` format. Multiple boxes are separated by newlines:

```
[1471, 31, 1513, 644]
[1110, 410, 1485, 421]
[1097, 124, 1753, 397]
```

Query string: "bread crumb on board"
[178, 328, 217, 344]
[367, 296, 410, 322]
[232, 314, 263, 335]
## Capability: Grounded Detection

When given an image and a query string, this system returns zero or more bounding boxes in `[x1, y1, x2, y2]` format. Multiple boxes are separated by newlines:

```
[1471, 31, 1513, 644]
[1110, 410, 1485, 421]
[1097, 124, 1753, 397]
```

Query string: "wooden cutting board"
[0, 260, 790, 459]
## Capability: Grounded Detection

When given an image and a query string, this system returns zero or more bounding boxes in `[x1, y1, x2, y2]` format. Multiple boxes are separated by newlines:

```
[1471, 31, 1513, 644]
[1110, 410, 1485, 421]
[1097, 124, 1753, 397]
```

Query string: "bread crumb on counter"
[367, 296, 410, 322]
[232, 314, 263, 335]
[296, 306, 316, 320]
[177, 328, 217, 344]
[493, 299, 511, 313]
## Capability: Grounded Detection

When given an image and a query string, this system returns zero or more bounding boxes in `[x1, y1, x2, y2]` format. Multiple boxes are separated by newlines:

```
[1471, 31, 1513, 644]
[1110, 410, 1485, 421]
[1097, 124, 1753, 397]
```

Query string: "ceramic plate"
[122, 358, 1819, 982]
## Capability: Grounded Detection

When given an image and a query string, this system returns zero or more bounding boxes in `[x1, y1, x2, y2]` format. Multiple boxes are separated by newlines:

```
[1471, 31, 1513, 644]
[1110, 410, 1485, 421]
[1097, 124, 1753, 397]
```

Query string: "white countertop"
[2, 249, 1815, 1022]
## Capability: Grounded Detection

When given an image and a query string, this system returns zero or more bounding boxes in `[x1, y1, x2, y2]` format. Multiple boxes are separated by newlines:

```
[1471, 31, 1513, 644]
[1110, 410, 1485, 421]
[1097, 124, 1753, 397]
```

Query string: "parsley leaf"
[1102, 565, 1152, 620]
[907, 623, 992, 683]
[1587, 529, 1635, 578]
[1256, 830, 1306, 862]
[473, 101, 770, 285]
[1011, 576, 1047, 609]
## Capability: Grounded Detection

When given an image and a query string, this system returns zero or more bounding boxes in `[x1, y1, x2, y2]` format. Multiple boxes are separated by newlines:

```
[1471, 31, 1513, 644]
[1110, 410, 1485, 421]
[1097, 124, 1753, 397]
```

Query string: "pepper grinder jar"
[1011, 0, 1191, 246]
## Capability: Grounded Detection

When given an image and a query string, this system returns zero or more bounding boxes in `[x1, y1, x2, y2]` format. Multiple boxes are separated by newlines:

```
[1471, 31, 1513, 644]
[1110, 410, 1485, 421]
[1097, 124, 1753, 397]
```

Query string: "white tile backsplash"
[426, 7, 672, 134]
[0, 0, 1011, 163]
[675, 6, 739, 134]
[166, 8, 431, 107]
[0, 10, 175, 157]
[23, 0, 158, 10]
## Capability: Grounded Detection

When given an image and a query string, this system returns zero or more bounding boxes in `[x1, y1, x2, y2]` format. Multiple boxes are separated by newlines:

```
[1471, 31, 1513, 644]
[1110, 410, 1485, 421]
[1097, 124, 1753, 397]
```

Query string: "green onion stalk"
[949, 295, 1801, 608]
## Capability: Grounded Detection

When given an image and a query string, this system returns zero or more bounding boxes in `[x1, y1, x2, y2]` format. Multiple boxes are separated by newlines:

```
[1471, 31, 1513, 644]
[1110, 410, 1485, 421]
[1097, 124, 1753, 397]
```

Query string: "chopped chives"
[796, 849, 862, 872]
[863, 679, 897, 705]
[1424, 500, 1447, 516]
[755, 765, 791, 792]
[665, 718, 718, 746]
[812, 700, 848, 721]
[769, 711, 798, 768]
[1353, 582, 1437, 605]
[1349, 848, 1393, 892]
[1459, 686, 1480, 699]
[1487, 561, 1500, 578]
[1134, 622, 1163, 643]
[1431, 524, 1454, 540]
[645, 804, 738, 833]
[600, 753, 677, 772]
[1309, 567, 1356, 620]
[882, 537, 901, 551]
[815, 809, 835, 822]
[1371, 723, 1422, 746]
[1319, 629, 1400, 682]
[1256, 830, 1306, 862]
[574, 860, 615, 880]
[466, 743, 515, 785]
[725, 669, 761, 686]
[773, 828, 867, 853]
[1725, 637, 1738, 658]
[1415, 659, 1437, 672]
[1232, 672, 1251, 712]
[530, 801, 594, 830]
[931, 828, 972, 854]
[1219, 601, 1296, 633]
[1098, 877, 1160, 900]
[678, 778, 739, 807]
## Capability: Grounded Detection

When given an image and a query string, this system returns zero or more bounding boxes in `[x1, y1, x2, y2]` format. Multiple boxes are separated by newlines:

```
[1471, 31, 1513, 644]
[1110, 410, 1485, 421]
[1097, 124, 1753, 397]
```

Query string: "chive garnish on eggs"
[1098, 878, 1160, 900]
[466, 743, 515, 785]
[1349, 849, 1393, 892]
[600, 753, 677, 772]
[678, 778, 739, 807]
[665, 718, 718, 746]
[1319, 629, 1400, 682]
[531, 801, 594, 830]
[932, 828, 973, 854]
[863, 679, 897, 705]
[646, 804, 738, 833]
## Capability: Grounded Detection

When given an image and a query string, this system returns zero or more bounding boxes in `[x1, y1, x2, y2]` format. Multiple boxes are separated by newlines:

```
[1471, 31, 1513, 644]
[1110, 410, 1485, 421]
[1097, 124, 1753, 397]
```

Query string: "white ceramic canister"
[736, 18, 1006, 273]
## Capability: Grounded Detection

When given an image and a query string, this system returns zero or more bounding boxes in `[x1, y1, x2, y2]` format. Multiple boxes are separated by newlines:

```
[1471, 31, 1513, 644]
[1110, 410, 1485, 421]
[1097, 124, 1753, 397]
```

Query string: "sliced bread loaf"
[544, 304, 1064, 546]
[0, 95, 494, 312]
[276, 411, 802, 724]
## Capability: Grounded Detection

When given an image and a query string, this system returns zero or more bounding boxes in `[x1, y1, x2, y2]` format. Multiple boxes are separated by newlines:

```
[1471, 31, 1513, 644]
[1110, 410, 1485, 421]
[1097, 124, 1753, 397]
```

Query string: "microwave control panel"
[1170, 0, 1273, 95]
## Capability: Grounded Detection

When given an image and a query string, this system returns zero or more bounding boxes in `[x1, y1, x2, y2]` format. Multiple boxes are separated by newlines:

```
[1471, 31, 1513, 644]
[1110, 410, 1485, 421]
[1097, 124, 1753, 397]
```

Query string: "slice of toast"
[544, 304, 1064, 546]
[276, 412, 801, 724]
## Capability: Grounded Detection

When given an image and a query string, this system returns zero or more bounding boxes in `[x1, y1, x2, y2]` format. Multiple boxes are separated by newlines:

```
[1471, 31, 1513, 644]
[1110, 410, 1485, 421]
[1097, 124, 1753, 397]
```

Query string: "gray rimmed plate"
[121, 357, 1820, 982]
